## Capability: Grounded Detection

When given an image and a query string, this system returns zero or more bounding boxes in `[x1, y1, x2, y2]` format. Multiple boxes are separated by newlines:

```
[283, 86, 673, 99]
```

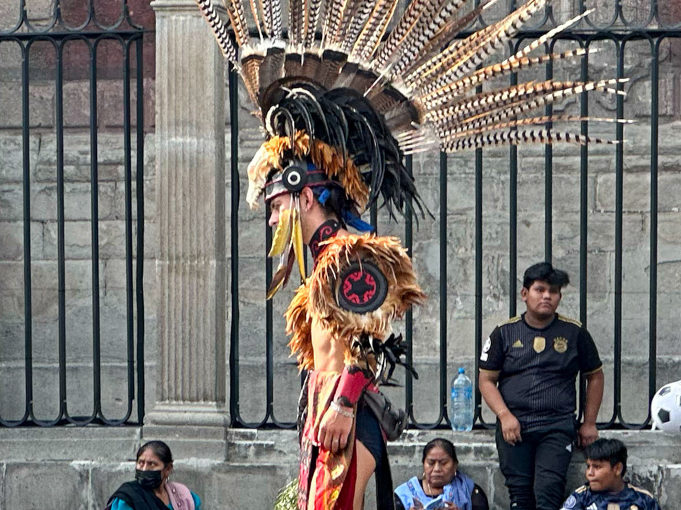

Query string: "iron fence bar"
[405, 159, 414, 420]
[440, 151, 450, 429]
[618, 0, 656, 30]
[645, 36, 661, 429]
[544, 42, 554, 262]
[404, 156, 414, 422]
[613, 36, 624, 427]
[405, 151, 449, 428]
[228, 65, 242, 426]
[509, 39, 519, 319]
[5, 30, 145, 41]
[474, 148, 483, 425]
[22, 0, 59, 34]
[265, 202, 293, 428]
[407, 152, 451, 430]
[135, 35, 146, 425]
[58, 0, 94, 33]
[578, 37, 589, 425]
[92, 0, 127, 32]
[56, 39, 68, 425]
[89, 36, 102, 423]
[266, 209, 274, 424]
[120, 36, 136, 425]
[18, 41, 32, 427]
[0, 0, 25, 36]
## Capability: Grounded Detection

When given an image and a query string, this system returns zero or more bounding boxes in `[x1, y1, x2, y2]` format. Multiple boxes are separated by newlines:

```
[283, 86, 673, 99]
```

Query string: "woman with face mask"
[106, 440, 201, 510]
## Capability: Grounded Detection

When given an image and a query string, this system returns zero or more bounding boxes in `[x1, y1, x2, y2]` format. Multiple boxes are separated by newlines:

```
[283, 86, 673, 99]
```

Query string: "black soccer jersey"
[479, 313, 602, 431]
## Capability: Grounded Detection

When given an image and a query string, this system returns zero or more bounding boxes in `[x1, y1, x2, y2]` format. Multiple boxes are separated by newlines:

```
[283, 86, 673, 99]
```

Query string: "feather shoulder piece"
[284, 282, 315, 371]
[307, 234, 425, 356]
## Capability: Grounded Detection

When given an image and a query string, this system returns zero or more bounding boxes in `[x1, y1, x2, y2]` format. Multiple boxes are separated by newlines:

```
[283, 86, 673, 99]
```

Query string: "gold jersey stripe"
[557, 314, 582, 327]
[499, 315, 522, 326]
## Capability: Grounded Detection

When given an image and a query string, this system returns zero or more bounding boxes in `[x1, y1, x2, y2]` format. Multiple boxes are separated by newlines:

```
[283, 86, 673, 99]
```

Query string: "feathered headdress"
[195, 0, 627, 294]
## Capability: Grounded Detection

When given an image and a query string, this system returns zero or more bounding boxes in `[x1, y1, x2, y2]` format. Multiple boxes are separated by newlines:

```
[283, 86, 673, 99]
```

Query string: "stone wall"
[1, 0, 681, 508]
[1, 428, 680, 509]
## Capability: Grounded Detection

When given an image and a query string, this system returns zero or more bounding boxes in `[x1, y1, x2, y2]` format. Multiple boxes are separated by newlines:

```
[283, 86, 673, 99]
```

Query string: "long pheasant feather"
[443, 128, 618, 152]
[389, 0, 470, 78]
[247, 0, 264, 39]
[195, 0, 239, 66]
[350, 0, 400, 62]
[321, 0, 352, 49]
[431, 47, 595, 102]
[222, 0, 250, 46]
[439, 115, 630, 143]
[373, 0, 440, 70]
[339, 0, 375, 54]
[408, 0, 547, 92]
[289, 0, 304, 46]
[429, 79, 626, 129]
[397, 0, 500, 79]
[303, 0, 324, 48]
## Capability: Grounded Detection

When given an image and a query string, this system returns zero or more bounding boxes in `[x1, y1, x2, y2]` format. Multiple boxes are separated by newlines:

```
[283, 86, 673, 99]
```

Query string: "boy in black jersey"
[479, 262, 604, 510]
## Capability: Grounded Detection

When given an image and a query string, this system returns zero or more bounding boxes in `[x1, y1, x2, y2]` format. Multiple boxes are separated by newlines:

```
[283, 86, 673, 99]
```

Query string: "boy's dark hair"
[422, 438, 458, 464]
[522, 262, 570, 290]
[585, 438, 628, 476]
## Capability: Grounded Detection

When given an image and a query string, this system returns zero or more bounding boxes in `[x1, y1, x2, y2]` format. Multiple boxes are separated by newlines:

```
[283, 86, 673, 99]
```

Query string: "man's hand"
[578, 421, 598, 448]
[317, 404, 354, 452]
[499, 411, 522, 445]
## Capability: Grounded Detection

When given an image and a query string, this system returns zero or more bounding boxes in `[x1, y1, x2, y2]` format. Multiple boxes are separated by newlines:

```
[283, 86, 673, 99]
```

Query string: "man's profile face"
[268, 193, 291, 228]
[585, 458, 622, 492]
[521, 279, 561, 319]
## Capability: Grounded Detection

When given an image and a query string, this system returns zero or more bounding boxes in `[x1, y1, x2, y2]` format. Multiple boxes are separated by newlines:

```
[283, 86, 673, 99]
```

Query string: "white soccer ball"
[651, 380, 681, 432]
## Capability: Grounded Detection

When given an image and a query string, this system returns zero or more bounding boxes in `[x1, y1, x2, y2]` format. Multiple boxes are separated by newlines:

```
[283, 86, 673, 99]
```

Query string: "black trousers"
[495, 417, 576, 510]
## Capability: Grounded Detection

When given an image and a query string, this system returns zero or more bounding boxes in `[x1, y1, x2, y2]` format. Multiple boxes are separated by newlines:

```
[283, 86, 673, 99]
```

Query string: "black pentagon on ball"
[657, 408, 671, 423]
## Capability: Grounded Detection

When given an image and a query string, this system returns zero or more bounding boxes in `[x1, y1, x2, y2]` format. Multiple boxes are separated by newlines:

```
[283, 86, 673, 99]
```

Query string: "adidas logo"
[512, 339, 523, 348]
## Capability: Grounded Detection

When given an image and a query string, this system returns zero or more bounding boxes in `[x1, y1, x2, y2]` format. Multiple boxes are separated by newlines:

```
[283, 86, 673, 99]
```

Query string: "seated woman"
[106, 440, 201, 510]
[394, 438, 488, 510]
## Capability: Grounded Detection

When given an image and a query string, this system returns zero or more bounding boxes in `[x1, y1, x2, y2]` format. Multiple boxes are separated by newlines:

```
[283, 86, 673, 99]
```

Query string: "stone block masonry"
[0, 428, 679, 508]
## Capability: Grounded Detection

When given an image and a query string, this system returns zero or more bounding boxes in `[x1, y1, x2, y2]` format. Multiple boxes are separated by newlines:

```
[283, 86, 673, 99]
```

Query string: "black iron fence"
[228, 1, 681, 430]
[2, 0, 679, 430]
[0, 0, 146, 426]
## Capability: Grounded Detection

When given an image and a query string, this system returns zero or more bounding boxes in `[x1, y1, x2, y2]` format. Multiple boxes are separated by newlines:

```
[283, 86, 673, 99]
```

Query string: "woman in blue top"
[394, 438, 488, 510]
[106, 440, 201, 510]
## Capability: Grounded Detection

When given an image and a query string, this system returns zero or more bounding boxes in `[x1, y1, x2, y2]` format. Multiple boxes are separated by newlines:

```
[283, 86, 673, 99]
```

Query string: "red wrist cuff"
[333, 366, 371, 406]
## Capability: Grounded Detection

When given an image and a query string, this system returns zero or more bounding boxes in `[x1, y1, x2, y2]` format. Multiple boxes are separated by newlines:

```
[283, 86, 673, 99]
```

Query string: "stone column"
[146, 0, 228, 459]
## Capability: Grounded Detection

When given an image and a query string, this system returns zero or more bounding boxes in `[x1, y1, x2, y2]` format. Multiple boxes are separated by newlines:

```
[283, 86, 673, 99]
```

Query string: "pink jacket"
[166, 482, 195, 510]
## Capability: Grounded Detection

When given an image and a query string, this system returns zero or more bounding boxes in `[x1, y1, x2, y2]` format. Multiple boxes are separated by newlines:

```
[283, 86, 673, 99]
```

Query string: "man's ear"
[520, 287, 528, 301]
[300, 187, 315, 211]
[614, 462, 623, 477]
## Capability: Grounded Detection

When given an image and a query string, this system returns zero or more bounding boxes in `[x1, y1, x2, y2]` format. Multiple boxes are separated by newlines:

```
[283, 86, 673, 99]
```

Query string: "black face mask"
[135, 469, 163, 490]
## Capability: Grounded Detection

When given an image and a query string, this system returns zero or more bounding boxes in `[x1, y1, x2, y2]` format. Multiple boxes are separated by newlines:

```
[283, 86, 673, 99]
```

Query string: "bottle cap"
[458, 367, 465, 374]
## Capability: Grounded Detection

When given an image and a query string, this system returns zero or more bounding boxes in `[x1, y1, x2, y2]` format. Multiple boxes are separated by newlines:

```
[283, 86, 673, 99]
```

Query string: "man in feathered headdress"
[195, 0, 627, 507]
[249, 85, 426, 510]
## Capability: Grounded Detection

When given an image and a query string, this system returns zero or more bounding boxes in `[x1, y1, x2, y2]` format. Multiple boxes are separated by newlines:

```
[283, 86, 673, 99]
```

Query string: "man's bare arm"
[479, 370, 522, 445]
[578, 368, 604, 447]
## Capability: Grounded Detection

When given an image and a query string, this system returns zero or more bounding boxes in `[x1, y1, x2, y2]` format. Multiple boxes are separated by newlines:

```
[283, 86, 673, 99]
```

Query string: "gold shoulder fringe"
[284, 282, 315, 371]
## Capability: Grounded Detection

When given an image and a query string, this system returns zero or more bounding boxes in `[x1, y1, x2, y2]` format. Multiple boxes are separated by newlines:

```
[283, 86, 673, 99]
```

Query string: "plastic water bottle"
[450, 367, 474, 431]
